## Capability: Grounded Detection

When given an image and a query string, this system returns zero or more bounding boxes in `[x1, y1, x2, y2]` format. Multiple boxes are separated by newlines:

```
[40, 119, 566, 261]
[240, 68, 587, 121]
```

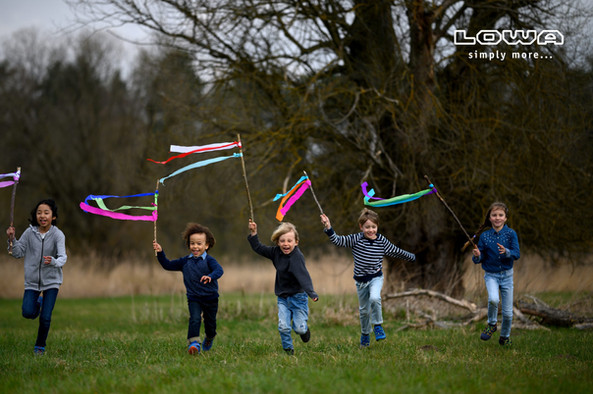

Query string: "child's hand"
[6, 226, 15, 240]
[497, 243, 506, 255]
[153, 240, 162, 252]
[472, 247, 480, 257]
[43, 256, 52, 265]
[248, 220, 257, 235]
[312, 297, 319, 302]
[320, 214, 331, 229]
[200, 275, 212, 284]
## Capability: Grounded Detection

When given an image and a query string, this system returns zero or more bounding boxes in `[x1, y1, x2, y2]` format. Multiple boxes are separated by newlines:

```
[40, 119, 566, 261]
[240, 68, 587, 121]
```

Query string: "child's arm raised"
[247, 220, 276, 259]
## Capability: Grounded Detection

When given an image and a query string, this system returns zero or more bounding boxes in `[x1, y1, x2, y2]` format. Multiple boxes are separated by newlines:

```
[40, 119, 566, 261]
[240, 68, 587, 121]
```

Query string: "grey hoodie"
[9, 224, 67, 291]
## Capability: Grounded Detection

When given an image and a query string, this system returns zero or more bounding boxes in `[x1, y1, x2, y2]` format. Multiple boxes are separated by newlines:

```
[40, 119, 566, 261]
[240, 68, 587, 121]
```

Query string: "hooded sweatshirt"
[10, 224, 67, 291]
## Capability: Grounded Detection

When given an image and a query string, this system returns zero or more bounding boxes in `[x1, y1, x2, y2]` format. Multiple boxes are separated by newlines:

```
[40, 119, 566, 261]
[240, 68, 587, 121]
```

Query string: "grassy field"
[1, 293, 592, 394]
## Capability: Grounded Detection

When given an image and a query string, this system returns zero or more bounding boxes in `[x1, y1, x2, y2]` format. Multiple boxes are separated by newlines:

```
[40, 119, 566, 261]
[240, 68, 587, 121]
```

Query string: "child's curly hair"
[271, 222, 299, 244]
[182, 223, 216, 249]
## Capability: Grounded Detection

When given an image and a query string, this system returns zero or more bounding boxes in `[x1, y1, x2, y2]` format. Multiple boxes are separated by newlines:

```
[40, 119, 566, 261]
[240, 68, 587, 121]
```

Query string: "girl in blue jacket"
[472, 202, 520, 346]
[153, 223, 223, 355]
[6, 199, 67, 355]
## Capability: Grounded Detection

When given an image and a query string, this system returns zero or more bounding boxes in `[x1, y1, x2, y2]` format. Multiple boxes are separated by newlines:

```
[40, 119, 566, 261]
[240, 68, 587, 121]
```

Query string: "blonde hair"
[271, 222, 299, 244]
[358, 208, 379, 227]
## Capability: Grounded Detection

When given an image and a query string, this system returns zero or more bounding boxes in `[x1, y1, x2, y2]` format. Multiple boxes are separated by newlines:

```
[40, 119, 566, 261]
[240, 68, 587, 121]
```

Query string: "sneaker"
[33, 346, 45, 355]
[284, 348, 294, 355]
[300, 328, 311, 343]
[499, 336, 512, 347]
[360, 334, 370, 348]
[480, 324, 497, 341]
[202, 337, 214, 351]
[373, 325, 386, 341]
[188, 341, 201, 355]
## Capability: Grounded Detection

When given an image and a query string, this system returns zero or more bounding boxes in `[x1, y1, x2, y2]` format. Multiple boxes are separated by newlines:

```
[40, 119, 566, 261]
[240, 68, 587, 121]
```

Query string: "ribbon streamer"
[159, 153, 242, 184]
[274, 176, 312, 221]
[148, 141, 242, 164]
[0, 170, 20, 189]
[79, 192, 158, 222]
[361, 181, 436, 207]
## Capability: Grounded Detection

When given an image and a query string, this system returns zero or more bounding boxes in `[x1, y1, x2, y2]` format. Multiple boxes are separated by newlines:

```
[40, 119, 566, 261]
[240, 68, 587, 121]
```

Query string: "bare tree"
[59, 1, 593, 293]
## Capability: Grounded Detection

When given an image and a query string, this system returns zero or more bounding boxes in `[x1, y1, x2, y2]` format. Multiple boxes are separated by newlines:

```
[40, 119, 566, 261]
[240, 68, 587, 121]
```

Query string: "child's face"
[36, 204, 55, 232]
[360, 219, 378, 240]
[489, 208, 507, 231]
[277, 230, 298, 255]
[188, 233, 209, 257]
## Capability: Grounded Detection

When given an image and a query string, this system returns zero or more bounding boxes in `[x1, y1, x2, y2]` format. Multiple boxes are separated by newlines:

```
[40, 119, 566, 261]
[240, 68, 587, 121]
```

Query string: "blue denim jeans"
[484, 269, 514, 337]
[187, 298, 219, 342]
[356, 275, 384, 335]
[277, 292, 309, 350]
[22, 288, 59, 348]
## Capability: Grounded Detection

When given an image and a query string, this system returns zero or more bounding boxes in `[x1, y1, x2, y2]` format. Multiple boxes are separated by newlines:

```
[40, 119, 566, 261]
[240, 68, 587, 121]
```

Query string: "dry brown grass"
[1, 253, 592, 299]
[0, 252, 355, 298]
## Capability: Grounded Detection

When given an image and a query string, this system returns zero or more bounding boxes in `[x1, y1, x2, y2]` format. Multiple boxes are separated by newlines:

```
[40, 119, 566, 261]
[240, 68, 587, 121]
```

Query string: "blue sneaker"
[480, 324, 497, 341]
[34, 346, 45, 355]
[202, 337, 214, 351]
[188, 341, 201, 355]
[499, 336, 512, 347]
[374, 325, 386, 341]
[360, 334, 370, 348]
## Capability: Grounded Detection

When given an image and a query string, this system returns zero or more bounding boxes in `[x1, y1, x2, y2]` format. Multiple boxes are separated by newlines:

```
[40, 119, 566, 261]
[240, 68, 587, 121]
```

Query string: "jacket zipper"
[38, 237, 45, 289]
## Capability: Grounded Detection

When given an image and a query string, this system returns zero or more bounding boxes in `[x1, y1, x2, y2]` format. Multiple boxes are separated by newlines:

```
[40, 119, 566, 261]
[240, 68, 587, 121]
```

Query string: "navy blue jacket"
[157, 251, 223, 301]
[472, 225, 520, 273]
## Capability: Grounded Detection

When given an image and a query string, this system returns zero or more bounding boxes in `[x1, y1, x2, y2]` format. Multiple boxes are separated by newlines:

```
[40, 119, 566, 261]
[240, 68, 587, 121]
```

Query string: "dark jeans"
[187, 298, 218, 340]
[22, 288, 59, 348]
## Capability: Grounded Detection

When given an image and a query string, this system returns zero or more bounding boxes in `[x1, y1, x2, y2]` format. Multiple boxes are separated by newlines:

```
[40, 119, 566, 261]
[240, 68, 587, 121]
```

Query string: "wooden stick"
[154, 179, 159, 256]
[8, 167, 20, 255]
[424, 175, 476, 249]
[237, 134, 254, 221]
[303, 170, 324, 215]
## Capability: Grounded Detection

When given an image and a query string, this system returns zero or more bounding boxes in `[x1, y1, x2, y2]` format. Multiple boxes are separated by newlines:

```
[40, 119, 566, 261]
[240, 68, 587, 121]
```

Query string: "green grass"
[1, 293, 592, 393]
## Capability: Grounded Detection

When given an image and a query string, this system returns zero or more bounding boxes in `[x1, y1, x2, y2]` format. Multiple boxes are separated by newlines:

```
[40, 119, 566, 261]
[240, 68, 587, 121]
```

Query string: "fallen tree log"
[384, 289, 478, 313]
[383, 289, 586, 330]
[516, 297, 593, 328]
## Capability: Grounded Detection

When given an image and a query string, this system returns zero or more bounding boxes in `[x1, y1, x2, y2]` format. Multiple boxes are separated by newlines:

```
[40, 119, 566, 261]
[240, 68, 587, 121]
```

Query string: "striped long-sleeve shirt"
[324, 228, 415, 282]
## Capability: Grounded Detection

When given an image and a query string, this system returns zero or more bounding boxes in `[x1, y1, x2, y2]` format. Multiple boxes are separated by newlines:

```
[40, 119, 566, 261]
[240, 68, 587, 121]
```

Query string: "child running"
[247, 220, 318, 355]
[6, 199, 67, 355]
[320, 209, 415, 347]
[153, 223, 223, 355]
[472, 202, 520, 346]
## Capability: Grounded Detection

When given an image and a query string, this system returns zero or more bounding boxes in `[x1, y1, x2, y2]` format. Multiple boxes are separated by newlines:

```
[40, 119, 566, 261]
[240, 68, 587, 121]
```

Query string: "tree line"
[2, 0, 593, 294]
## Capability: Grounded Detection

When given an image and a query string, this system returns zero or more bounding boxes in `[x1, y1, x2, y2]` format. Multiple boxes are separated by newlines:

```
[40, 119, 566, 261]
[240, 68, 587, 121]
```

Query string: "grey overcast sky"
[1, 0, 591, 64]
[0, 0, 72, 38]
[0, 0, 148, 46]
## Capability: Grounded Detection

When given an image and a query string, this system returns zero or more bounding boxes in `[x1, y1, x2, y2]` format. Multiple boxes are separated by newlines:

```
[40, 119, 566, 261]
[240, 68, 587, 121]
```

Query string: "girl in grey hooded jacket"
[7, 199, 67, 355]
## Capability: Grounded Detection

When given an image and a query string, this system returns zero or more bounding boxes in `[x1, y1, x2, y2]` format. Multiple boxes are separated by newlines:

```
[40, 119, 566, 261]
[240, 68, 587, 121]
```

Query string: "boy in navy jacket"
[153, 223, 223, 354]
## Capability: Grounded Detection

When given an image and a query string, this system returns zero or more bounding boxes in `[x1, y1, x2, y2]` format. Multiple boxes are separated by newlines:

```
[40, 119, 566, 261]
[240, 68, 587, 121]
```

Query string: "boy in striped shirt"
[321, 209, 415, 347]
